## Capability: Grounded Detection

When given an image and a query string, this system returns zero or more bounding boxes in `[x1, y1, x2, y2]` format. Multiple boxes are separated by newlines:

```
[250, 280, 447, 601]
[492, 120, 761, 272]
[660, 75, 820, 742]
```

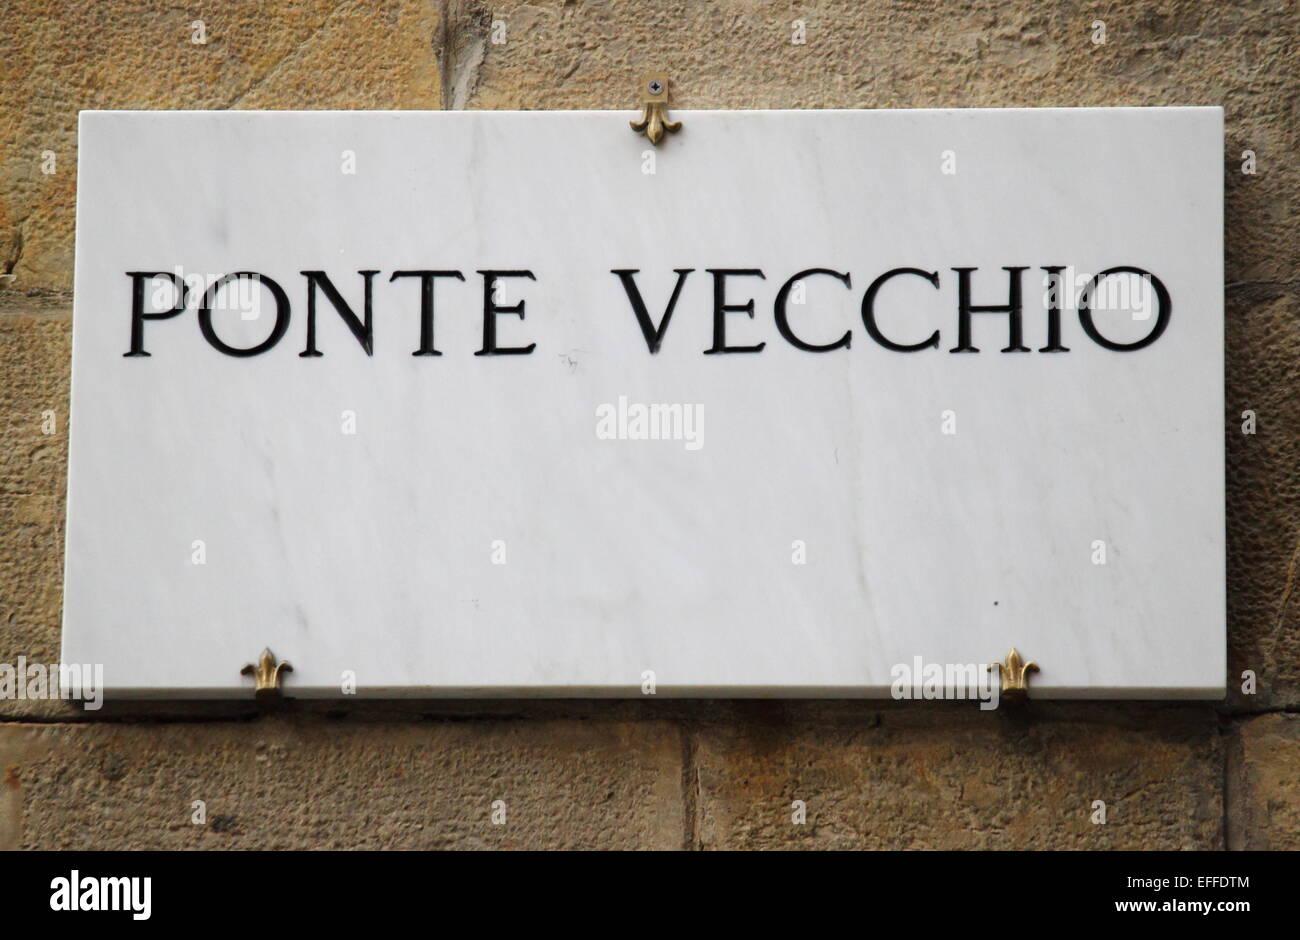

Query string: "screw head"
[647, 79, 663, 95]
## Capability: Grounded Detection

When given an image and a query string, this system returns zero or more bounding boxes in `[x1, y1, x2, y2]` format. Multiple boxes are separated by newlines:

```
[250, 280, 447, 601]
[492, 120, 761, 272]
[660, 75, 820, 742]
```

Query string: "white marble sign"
[64, 108, 1224, 699]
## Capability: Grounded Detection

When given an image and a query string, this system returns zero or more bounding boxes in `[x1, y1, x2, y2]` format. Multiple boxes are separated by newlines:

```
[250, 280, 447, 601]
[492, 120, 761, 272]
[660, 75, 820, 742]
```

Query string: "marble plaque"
[64, 108, 1224, 699]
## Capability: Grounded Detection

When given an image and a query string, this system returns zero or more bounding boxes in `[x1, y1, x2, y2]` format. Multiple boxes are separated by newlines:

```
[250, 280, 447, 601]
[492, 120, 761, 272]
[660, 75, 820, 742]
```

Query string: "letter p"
[125, 271, 189, 356]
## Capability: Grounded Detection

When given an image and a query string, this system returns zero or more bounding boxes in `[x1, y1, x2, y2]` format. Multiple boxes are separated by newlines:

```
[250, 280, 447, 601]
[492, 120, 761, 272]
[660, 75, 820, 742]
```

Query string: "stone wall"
[0, 0, 1295, 849]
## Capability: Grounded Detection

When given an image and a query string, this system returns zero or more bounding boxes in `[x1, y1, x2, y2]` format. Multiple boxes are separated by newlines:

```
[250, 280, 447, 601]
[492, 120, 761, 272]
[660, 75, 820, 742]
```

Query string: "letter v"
[611, 269, 693, 354]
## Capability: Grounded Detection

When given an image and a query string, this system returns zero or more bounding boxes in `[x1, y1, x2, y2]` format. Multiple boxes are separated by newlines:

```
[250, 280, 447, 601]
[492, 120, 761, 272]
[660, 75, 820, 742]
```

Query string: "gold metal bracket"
[630, 74, 681, 145]
[241, 648, 292, 698]
[990, 648, 1038, 704]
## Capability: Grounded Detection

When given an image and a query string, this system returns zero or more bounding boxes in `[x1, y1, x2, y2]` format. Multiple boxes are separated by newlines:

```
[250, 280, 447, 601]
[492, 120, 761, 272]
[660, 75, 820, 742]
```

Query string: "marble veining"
[62, 108, 1224, 698]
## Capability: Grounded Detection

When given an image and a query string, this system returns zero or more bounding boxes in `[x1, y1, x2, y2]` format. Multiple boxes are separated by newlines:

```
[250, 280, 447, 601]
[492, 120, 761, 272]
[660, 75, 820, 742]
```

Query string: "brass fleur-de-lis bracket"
[241, 648, 292, 698]
[630, 74, 681, 145]
[990, 648, 1038, 704]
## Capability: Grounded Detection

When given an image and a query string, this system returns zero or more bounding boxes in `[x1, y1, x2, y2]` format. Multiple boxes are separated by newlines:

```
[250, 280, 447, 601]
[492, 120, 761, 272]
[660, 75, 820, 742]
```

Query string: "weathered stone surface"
[0, 717, 684, 849]
[1227, 713, 1300, 849]
[0, 307, 68, 496]
[0, 0, 441, 291]
[1225, 287, 1300, 711]
[693, 703, 1222, 849]
[0, 310, 70, 719]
